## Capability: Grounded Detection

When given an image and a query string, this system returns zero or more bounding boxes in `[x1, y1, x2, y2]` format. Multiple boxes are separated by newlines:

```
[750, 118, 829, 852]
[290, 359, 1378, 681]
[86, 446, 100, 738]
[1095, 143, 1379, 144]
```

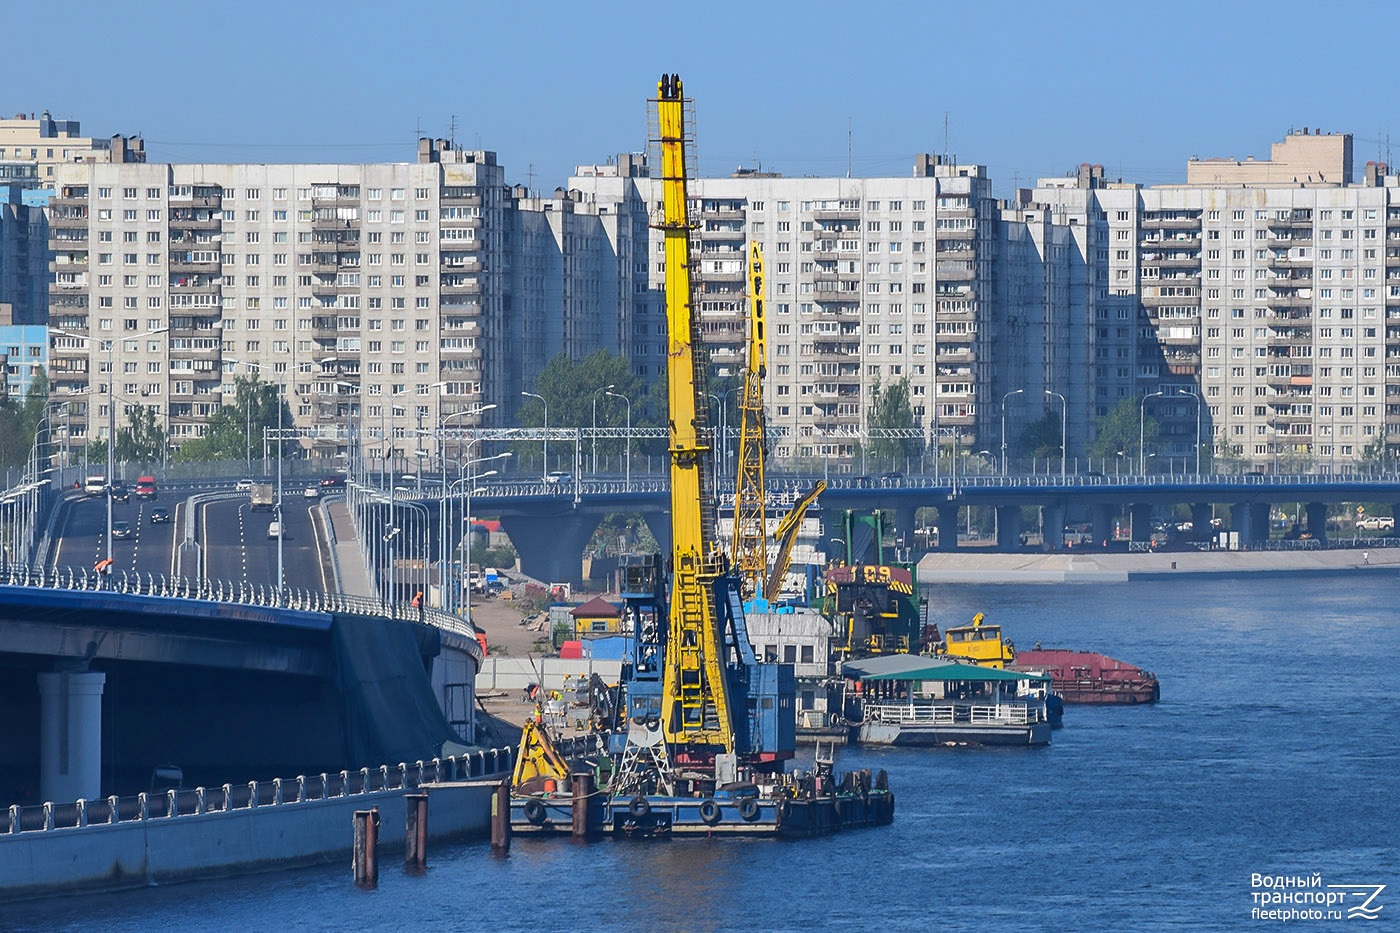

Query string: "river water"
[8, 575, 1399, 930]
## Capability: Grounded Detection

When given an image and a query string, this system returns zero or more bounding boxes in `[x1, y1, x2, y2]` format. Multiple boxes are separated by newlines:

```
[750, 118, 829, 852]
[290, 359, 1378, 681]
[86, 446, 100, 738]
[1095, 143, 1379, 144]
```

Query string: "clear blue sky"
[9, 0, 1393, 195]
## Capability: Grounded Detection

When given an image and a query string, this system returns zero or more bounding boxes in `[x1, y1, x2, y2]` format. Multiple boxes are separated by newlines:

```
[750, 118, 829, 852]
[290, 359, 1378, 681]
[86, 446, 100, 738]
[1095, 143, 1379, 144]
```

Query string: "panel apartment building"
[45, 139, 660, 462]
[569, 153, 1081, 468]
[1034, 131, 1400, 471]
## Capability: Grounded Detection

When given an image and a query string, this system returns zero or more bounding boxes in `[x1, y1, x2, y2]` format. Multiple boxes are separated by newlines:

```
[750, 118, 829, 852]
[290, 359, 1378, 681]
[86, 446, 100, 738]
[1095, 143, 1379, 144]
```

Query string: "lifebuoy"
[698, 799, 721, 825]
[628, 794, 651, 818]
[738, 797, 761, 822]
[523, 797, 546, 826]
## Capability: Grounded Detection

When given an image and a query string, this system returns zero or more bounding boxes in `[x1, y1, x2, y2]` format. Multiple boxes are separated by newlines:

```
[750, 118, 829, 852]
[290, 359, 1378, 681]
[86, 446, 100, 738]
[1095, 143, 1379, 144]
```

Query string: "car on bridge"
[84, 474, 106, 496]
[303, 485, 321, 500]
[109, 481, 130, 503]
[149, 507, 170, 524]
[235, 479, 254, 492]
[319, 475, 346, 489]
[544, 471, 572, 485]
[135, 475, 157, 499]
[112, 520, 133, 539]
[267, 521, 283, 539]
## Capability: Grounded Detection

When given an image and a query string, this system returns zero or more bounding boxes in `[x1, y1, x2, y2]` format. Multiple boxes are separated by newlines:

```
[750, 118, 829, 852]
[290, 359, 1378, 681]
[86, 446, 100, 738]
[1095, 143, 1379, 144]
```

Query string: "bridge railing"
[4, 747, 516, 836]
[0, 564, 480, 653]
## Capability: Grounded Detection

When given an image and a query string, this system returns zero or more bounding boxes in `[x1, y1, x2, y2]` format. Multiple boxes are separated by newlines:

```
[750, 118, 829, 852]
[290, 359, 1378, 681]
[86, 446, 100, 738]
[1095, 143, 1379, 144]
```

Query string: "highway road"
[49, 493, 183, 579]
[48, 485, 336, 591]
[199, 492, 332, 591]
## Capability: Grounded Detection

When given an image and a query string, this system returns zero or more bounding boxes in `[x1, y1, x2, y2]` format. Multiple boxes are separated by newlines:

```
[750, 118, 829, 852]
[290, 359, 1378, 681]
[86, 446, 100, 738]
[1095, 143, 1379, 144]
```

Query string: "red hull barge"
[1010, 649, 1160, 705]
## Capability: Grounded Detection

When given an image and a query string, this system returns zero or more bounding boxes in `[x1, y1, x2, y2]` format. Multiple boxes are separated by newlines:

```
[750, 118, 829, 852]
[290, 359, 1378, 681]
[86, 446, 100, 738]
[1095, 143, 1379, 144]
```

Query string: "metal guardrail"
[0, 565, 482, 662]
[4, 747, 515, 835]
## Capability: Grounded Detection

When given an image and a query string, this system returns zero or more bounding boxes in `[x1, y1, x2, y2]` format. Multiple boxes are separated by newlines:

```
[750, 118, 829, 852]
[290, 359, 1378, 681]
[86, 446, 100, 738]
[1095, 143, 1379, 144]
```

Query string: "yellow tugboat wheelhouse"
[939, 612, 1016, 668]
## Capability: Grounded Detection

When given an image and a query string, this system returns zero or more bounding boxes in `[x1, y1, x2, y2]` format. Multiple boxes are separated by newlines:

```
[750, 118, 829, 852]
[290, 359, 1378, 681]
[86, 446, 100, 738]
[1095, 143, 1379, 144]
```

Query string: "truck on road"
[250, 483, 275, 512]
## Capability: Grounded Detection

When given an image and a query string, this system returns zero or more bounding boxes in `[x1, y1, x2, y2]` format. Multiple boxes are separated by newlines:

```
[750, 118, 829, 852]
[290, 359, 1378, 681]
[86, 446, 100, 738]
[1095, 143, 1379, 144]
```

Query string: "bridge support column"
[1305, 502, 1329, 545]
[1091, 504, 1115, 549]
[891, 507, 917, 555]
[1130, 504, 1153, 544]
[1191, 503, 1214, 543]
[38, 670, 106, 805]
[1230, 502, 1271, 545]
[1041, 502, 1066, 552]
[500, 514, 602, 585]
[935, 503, 960, 552]
[996, 505, 1023, 551]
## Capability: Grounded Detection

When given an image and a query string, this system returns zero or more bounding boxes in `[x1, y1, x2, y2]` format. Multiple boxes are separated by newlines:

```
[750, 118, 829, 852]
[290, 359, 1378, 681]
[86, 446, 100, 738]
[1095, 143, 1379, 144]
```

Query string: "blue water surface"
[7, 576, 1398, 931]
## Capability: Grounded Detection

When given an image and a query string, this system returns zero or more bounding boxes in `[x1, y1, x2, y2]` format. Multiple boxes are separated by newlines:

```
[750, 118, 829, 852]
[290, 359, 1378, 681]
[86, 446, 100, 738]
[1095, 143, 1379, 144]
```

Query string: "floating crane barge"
[509, 75, 894, 838]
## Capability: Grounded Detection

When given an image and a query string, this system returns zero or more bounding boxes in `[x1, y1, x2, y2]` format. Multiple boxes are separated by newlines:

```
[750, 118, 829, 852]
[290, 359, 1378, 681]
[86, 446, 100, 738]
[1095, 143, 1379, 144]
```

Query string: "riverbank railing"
[4, 747, 515, 836]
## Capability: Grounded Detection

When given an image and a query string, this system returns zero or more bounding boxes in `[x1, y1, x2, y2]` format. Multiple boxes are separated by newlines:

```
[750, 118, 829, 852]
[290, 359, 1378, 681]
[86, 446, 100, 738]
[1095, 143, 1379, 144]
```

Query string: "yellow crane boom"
[730, 242, 769, 597]
[654, 74, 734, 753]
[763, 481, 827, 602]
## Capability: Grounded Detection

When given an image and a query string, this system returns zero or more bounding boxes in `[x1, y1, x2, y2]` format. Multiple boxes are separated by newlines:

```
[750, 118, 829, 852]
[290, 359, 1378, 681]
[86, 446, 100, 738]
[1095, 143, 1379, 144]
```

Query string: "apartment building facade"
[568, 153, 1070, 469]
[46, 140, 513, 458]
[1035, 132, 1399, 471]
[0, 111, 144, 182]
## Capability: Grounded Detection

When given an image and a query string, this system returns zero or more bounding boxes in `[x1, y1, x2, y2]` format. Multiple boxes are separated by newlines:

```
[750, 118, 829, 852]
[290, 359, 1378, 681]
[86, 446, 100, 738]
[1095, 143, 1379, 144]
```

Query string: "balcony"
[1141, 215, 1201, 230]
[168, 258, 221, 275]
[812, 208, 859, 222]
[1269, 293, 1313, 309]
[441, 279, 482, 295]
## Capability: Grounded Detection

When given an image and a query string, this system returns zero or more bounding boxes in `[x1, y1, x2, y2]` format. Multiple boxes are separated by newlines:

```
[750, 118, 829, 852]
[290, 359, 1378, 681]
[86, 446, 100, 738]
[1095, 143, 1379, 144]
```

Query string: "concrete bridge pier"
[935, 502, 960, 552]
[38, 669, 106, 804]
[1130, 504, 1153, 543]
[1041, 501, 1066, 552]
[996, 505, 1023, 551]
[891, 507, 918, 553]
[1230, 502, 1272, 545]
[1191, 503, 1214, 542]
[1305, 502, 1330, 544]
[502, 513, 603, 585]
[1091, 504, 1116, 548]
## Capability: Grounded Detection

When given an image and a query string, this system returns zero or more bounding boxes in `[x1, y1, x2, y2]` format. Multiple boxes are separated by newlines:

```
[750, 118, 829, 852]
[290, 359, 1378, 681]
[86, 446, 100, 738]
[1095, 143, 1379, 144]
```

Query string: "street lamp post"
[1139, 390, 1166, 475]
[604, 389, 632, 486]
[521, 391, 547, 478]
[591, 384, 614, 475]
[1181, 389, 1203, 475]
[432, 405, 497, 614]
[1001, 388, 1023, 476]
[452, 451, 509, 622]
[1044, 390, 1066, 480]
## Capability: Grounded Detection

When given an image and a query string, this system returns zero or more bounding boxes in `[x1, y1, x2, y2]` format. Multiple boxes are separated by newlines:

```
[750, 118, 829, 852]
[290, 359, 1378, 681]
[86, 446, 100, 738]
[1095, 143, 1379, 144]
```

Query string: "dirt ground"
[467, 591, 558, 743]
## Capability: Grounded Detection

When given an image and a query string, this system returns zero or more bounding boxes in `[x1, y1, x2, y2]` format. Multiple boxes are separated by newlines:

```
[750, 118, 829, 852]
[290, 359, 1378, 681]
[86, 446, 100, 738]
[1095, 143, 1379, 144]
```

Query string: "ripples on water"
[8, 577, 1399, 931]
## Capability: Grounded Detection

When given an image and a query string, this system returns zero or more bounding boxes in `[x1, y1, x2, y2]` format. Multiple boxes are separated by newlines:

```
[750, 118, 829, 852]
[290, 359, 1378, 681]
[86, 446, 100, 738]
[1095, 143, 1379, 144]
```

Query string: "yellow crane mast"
[654, 74, 735, 754]
[730, 242, 769, 598]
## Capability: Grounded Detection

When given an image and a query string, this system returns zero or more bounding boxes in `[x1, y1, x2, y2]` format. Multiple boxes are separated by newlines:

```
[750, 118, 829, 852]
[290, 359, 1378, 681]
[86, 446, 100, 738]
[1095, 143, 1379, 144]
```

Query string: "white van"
[84, 475, 107, 496]
[267, 521, 282, 539]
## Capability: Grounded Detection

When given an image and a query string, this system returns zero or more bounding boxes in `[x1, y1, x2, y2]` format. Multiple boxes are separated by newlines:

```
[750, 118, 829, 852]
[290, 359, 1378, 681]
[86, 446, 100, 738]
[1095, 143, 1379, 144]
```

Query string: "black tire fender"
[738, 797, 761, 822]
[628, 794, 651, 818]
[698, 799, 721, 825]
[523, 797, 546, 826]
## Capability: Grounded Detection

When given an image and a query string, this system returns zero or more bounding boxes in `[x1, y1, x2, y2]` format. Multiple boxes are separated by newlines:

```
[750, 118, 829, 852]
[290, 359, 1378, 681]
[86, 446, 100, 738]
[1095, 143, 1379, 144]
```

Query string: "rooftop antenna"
[527, 162, 534, 194]
[943, 111, 949, 163]
[846, 117, 852, 179]
[449, 114, 458, 148]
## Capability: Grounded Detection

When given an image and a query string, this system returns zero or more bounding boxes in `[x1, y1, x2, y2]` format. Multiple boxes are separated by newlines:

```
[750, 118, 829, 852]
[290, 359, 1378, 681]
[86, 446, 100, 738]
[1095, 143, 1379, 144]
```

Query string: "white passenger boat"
[841, 655, 1053, 747]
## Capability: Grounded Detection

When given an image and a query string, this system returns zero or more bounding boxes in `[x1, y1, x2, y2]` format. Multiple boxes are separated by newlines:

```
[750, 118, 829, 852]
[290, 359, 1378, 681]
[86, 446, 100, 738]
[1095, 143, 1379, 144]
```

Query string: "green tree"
[173, 374, 292, 463]
[115, 405, 167, 466]
[0, 369, 51, 470]
[864, 376, 921, 466]
[1085, 397, 1158, 467]
[519, 350, 647, 473]
[1020, 411, 1066, 461]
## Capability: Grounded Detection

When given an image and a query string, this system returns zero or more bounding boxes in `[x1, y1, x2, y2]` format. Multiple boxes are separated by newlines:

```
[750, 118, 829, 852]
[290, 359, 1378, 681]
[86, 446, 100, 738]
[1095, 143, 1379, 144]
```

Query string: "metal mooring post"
[404, 793, 429, 871]
[490, 781, 511, 853]
[572, 771, 594, 839]
[353, 807, 380, 887]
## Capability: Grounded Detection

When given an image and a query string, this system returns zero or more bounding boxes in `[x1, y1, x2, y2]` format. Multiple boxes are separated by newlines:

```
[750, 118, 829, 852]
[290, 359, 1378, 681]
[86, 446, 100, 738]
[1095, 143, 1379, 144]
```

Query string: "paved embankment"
[917, 547, 1400, 583]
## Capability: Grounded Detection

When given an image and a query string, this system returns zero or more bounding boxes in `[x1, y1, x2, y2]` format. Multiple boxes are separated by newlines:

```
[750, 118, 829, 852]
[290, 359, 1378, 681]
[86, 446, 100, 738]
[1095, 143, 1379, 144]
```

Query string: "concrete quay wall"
[1, 779, 498, 901]
[918, 548, 1400, 583]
